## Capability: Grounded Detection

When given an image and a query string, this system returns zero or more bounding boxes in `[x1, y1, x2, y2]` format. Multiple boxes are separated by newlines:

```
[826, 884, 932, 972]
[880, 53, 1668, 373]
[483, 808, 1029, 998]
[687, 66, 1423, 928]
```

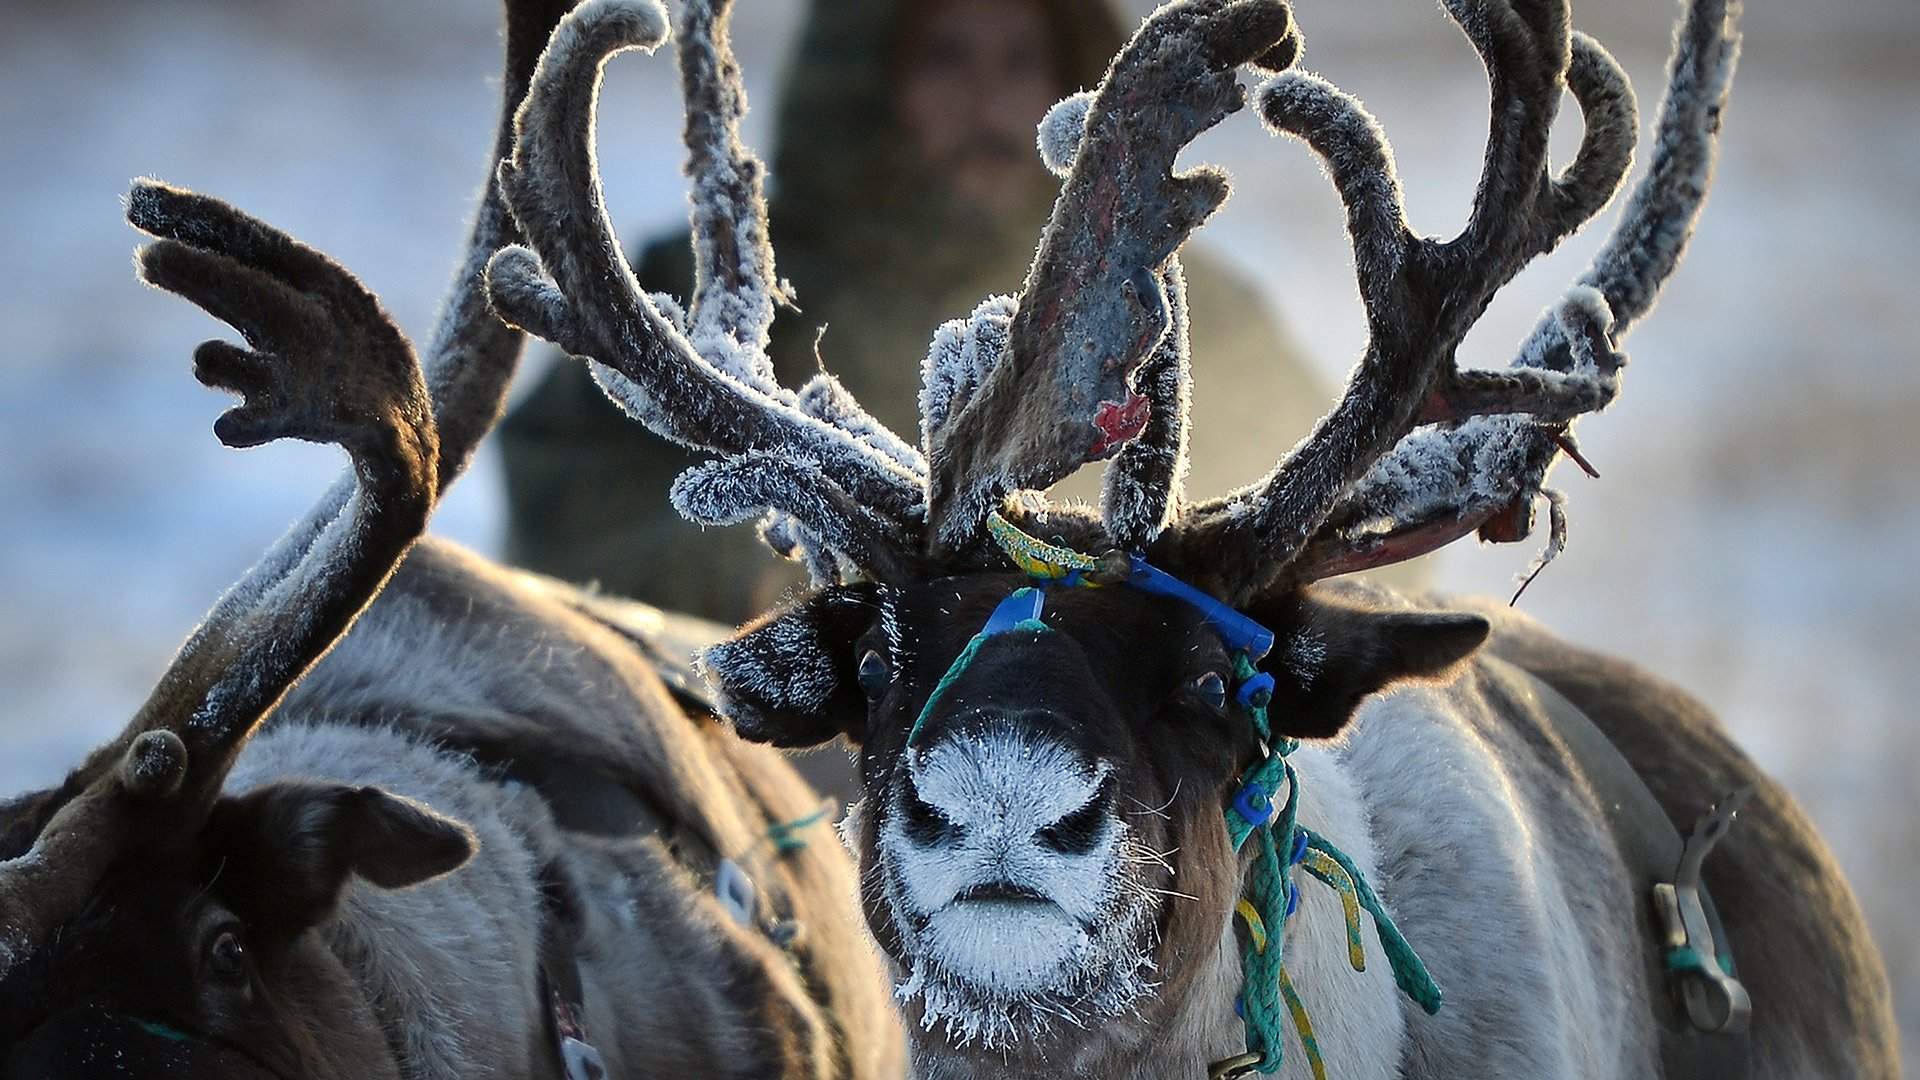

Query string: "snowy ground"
[2, 0, 1913, 1059]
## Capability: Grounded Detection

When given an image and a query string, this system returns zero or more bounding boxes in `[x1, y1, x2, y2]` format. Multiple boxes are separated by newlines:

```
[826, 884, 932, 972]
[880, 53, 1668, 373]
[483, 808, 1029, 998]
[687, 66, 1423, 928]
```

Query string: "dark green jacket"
[498, 0, 1334, 624]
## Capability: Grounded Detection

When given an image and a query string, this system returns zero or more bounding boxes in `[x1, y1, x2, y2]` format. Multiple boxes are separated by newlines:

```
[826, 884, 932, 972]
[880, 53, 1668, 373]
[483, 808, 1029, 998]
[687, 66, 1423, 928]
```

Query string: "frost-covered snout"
[880, 722, 1139, 997]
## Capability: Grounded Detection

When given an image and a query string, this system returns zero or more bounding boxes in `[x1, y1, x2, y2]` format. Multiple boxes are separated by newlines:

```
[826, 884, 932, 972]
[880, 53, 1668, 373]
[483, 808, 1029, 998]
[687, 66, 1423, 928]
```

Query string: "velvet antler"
[1270, 0, 1741, 590]
[1, 188, 438, 978]
[922, 0, 1299, 558]
[1156, 0, 1732, 602]
[487, 0, 929, 584]
[0, 0, 573, 979]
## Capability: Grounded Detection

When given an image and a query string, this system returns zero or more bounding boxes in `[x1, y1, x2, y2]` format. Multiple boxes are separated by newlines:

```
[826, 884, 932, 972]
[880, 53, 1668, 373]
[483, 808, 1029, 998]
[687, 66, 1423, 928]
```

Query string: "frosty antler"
[1, 187, 439, 978]
[1157, 0, 1710, 601]
[0, 0, 572, 978]
[923, 0, 1298, 557]
[1270, 0, 1741, 592]
[487, 0, 928, 582]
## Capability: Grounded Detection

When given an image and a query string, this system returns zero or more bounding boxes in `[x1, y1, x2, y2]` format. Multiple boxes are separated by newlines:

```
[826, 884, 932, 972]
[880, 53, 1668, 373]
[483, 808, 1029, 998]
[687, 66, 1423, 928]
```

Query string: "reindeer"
[0, 1, 905, 1077]
[485, 0, 1898, 1076]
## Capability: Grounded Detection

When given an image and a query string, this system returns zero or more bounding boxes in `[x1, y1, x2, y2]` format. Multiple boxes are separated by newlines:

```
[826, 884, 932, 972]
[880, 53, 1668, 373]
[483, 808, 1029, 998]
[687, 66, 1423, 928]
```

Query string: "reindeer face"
[0, 781, 472, 1078]
[704, 577, 1488, 1058]
[710, 576, 1250, 1053]
[855, 578, 1252, 1051]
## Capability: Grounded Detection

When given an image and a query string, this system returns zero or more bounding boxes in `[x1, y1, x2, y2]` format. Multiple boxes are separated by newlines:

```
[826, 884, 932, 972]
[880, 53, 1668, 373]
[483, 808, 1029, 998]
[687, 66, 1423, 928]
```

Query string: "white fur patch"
[875, 722, 1159, 1050]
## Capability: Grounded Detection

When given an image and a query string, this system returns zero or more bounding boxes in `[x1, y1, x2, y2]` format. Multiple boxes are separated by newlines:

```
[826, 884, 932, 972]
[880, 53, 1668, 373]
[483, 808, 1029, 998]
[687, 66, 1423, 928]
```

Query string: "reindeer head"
[0, 0, 568, 1071]
[490, 0, 1736, 1065]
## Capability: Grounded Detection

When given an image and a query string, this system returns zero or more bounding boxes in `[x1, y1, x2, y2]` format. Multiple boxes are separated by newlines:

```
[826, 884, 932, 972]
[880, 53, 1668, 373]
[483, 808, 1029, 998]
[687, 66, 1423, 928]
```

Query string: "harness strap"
[1478, 658, 1752, 1080]
[536, 861, 607, 1080]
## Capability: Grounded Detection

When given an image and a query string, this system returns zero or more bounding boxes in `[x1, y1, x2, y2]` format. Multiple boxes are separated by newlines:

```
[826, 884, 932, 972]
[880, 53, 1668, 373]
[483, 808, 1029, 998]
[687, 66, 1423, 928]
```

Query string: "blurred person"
[499, 0, 1334, 624]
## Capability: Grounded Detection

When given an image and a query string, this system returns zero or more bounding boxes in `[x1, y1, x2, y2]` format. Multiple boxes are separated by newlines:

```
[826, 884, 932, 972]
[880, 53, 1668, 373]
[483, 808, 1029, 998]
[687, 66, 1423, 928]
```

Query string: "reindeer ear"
[1257, 592, 1489, 740]
[211, 782, 477, 935]
[698, 585, 878, 749]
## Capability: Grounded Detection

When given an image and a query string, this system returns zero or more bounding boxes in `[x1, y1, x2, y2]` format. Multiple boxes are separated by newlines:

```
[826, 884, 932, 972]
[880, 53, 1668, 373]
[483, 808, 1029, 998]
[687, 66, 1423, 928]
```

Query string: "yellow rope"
[1278, 970, 1331, 1080]
[986, 512, 1107, 579]
[1303, 849, 1368, 972]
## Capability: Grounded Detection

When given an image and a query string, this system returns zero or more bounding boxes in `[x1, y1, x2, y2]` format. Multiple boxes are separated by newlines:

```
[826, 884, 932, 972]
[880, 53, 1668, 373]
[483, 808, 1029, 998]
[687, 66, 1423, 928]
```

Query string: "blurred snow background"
[1, 0, 1912, 1057]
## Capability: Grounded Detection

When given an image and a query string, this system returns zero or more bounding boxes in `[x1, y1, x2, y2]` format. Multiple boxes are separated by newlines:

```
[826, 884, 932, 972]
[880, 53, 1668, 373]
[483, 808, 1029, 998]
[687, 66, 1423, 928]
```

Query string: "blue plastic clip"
[1231, 782, 1276, 829]
[715, 859, 756, 927]
[1289, 828, 1310, 866]
[1284, 881, 1300, 919]
[1236, 671, 1276, 710]
[1124, 557, 1276, 662]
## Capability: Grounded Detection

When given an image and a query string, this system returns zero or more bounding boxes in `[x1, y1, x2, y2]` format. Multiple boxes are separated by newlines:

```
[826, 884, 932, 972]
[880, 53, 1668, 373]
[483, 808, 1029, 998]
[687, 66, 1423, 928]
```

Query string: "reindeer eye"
[856, 649, 890, 699]
[208, 928, 248, 981]
[1190, 671, 1227, 713]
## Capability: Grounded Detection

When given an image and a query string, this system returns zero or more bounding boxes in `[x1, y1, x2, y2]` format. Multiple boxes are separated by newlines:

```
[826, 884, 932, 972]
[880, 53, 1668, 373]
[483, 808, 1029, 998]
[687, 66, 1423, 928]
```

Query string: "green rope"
[907, 605, 1050, 746]
[768, 805, 831, 853]
[1225, 647, 1443, 1074]
[1302, 829, 1443, 1015]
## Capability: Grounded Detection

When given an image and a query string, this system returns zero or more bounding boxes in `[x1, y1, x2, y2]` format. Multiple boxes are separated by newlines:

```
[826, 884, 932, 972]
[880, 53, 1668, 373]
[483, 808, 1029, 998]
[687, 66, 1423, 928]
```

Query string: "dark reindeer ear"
[1257, 592, 1490, 740]
[211, 782, 477, 936]
[698, 585, 879, 749]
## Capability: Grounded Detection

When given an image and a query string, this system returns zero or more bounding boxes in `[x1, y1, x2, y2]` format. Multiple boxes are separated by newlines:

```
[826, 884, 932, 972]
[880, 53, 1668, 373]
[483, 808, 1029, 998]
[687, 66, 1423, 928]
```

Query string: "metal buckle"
[1207, 1051, 1264, 1080]
[1651, 787, 1753, 1035]
[561, 1035, 607, 1080]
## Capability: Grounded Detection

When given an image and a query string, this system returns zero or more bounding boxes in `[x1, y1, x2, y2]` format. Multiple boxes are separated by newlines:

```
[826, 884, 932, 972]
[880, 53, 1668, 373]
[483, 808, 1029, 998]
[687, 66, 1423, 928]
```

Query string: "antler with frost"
[1265, 0, 1741, 591]
[489, 0, 1305, 580]
[922, 0, 1299, 557]
[1, 188, 438, 977]
[487, 0, 929, 584]
[0, 0, 571, 978]
[1150, 0, 1659, 600]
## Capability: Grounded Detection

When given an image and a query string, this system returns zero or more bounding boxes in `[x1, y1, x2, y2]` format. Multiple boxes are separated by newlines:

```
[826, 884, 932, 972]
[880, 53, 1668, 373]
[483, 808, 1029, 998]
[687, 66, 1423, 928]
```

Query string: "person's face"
[895, 0, 1062, 217]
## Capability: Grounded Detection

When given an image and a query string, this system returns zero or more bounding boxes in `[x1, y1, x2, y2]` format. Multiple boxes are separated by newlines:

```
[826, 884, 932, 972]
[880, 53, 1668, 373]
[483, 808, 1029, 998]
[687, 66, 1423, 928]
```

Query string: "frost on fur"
[918, 294, 1017, 456]
[1157, 0, 1736, 600]
[1036, 91, 1094, 178]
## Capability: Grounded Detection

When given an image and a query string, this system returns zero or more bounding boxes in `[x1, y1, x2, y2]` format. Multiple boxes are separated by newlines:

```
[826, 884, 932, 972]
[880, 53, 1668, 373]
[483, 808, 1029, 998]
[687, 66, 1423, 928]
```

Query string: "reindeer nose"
[898, 724, 1116, 855]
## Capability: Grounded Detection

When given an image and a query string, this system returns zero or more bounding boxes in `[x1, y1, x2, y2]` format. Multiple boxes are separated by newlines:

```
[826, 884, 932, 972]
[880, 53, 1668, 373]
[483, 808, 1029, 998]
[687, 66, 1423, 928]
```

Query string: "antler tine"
[124, 185, 440, 801]
[421, 0, 577, 493]
[1, 184, 443, 978]
[672, 455, 921, 584]
[1288, 0, 1740, 585]
[487, 0, 926, 579]
[1031, 91, 1197, 552]
[1568, 0, 1738, 336]
[1101, 261, 1193, 551]
[678, 0, 782, 398]
[923, 0, 1298, 558]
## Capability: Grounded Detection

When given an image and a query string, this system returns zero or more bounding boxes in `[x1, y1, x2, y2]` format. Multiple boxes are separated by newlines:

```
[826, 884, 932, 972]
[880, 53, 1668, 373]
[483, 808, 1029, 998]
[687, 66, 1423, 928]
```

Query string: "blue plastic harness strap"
[1124, 557, 1275, 662]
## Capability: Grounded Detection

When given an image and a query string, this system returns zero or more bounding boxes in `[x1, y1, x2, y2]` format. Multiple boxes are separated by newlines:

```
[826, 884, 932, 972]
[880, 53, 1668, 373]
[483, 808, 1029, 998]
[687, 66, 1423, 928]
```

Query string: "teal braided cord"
[1228, 753, 1291, 852]
[1240, 820, 1289, 1073]
[768, 805, 831, 853]
[1233, 760, 1302, 1074]
[1302, 828, 1444, 1015]
[1231, 653, 1273, 742]
[908, 631, 986, 744]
